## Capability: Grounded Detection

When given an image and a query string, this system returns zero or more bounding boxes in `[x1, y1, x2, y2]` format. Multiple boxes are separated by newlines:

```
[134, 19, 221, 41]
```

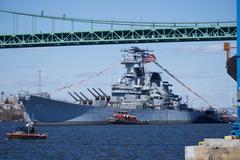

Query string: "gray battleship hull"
[21, 95, 205, 125]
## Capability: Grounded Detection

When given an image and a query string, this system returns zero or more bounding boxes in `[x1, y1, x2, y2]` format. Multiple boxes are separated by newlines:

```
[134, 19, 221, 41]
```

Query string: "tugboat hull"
[6, 133, 47, 139]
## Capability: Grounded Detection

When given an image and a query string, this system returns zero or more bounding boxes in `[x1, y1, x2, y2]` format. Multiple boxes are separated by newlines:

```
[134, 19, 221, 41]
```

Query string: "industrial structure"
[224, 42, 239, 137]
[234, 6, 240, 137]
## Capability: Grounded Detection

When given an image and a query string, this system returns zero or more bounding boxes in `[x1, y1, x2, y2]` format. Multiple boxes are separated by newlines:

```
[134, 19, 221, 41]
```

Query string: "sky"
[0, 0, 237, 109]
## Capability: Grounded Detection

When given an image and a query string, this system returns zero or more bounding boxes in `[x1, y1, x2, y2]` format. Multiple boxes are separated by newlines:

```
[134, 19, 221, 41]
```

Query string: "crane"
[223, 42, 240, 137]
[224, 42, 237, 62]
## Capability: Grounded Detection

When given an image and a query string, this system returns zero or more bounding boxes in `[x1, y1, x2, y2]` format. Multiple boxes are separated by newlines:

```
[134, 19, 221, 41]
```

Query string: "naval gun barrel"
[68, 92, 79, 101]
[74, 92, 87, 104]
[98, 88, 111, 101]
[92, 88, 105, 100]
[87, 88, 100, 100]
[79, 91, 93, 105]
[73, 92, 84, 101]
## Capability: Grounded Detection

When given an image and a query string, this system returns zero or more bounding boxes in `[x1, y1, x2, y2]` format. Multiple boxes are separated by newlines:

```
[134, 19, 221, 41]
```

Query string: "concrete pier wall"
[185, 138, 240, 160]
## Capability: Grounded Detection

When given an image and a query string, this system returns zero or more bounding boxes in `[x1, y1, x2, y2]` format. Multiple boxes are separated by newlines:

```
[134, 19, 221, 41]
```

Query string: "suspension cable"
[0, 9, 236, 27]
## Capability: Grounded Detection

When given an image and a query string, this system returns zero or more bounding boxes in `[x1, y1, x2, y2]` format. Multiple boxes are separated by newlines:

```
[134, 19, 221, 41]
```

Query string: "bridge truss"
[0, 10, 236, 49]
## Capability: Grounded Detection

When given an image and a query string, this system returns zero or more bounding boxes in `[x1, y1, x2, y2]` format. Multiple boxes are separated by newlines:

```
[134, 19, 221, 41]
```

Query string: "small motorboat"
[6, 132, 47, 139]
[6, 122, 47, 140]
[108, 111, 139, 124]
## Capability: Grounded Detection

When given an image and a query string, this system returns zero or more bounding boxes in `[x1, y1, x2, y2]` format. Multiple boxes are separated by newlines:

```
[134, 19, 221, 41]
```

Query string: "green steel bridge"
[0, 10, 237, 49]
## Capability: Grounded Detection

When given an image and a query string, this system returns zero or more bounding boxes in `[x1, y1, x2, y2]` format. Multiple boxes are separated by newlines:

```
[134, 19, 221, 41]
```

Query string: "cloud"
[0, 65, 38, 69]
[178, 43, 224, 54]
[72, 71, 119, 78]
[72, 72, 96, 78]
[173, 68, 223, 79]
[0, 80, 11, 86]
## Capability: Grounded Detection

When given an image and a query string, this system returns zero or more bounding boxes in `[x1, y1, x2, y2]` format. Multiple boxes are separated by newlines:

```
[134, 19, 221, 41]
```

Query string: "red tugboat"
[108, 111, 139, 124]
[6, 122, 47, 140]
[220, 111, 237, 123]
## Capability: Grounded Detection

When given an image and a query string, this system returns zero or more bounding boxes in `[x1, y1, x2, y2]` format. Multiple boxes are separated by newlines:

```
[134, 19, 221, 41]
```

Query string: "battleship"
[19, 47, 208, 125]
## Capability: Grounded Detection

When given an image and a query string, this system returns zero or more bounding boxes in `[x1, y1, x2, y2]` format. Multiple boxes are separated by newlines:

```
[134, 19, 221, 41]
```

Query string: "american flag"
[144, 53, 156, 63]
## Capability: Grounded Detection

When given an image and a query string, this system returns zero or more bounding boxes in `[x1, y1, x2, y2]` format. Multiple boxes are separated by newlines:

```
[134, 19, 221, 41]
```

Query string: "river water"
[0, 122, 232, 160]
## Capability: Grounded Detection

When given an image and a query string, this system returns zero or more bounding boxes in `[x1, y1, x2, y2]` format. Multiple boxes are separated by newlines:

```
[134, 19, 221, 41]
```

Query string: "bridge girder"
[0, 23, 236, 48]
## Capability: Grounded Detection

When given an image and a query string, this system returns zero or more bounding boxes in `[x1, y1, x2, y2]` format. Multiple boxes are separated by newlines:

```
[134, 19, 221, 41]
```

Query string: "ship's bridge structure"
[0, 10, 236, 49]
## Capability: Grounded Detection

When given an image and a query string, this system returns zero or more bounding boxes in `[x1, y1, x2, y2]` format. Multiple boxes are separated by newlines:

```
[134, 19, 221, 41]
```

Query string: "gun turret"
[79, 91, 93, 105]
[98, 88, 111, 101]
[87, 88, 100, 100]
[74, 92, 87, 104]
[92, 88, 105, 100]
[68, 92, 79, 102]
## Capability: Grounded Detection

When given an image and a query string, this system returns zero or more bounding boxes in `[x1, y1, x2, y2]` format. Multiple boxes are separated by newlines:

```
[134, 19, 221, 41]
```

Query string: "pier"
[185, 138, 240, 160]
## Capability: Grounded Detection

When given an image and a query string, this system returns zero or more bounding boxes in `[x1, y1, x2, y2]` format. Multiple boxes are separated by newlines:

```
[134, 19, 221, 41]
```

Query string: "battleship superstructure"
[19, 47, 205, 125]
